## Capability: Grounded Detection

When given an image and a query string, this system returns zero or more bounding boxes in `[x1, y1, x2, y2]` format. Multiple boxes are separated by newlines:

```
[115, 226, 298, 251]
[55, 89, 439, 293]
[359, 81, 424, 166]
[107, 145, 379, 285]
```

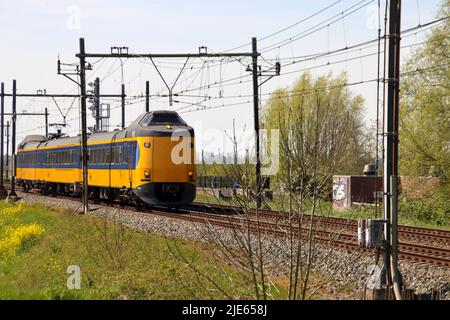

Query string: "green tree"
[262, 72, 371, 197]
[399, 0, 450, 193]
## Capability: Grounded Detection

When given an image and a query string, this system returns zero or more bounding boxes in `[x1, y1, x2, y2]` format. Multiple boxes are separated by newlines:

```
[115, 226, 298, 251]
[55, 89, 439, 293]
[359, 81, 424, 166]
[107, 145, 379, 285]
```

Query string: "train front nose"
[133, 134, 196, 206]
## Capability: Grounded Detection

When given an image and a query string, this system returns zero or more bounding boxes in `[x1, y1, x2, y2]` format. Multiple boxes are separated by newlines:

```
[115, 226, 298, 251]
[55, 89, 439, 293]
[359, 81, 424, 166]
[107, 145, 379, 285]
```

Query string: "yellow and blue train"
[16, 111, 196, 207]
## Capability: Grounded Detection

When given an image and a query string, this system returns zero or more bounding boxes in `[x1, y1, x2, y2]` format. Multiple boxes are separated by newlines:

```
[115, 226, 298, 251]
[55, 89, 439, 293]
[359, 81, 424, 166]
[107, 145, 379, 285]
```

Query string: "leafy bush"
[398, 196, 449, 226]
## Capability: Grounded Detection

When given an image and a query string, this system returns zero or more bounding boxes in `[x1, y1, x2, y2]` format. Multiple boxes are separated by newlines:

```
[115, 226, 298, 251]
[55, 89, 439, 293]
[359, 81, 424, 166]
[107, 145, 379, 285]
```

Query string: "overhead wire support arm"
[58, 58, 81, 87]
[51, 96, 68, 126]
[259, 61, 281, 87]
[149, 57, 190, 106]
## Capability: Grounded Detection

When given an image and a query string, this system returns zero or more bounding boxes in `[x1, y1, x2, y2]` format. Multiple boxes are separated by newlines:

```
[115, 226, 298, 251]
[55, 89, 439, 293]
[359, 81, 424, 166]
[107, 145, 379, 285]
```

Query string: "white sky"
[0, 0, 443, 157]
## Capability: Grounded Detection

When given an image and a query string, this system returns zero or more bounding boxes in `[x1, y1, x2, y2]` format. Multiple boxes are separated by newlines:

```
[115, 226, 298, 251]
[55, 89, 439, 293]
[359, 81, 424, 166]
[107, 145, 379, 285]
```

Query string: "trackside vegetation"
[0, 202, 358, 300]
[0, 202, 258, 299]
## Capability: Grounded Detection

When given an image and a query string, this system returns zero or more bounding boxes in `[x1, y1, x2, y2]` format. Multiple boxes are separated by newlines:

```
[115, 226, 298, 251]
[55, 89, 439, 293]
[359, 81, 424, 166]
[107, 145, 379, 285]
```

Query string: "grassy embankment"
[0, 201, 359, 300]
[0, 202, 271, 299]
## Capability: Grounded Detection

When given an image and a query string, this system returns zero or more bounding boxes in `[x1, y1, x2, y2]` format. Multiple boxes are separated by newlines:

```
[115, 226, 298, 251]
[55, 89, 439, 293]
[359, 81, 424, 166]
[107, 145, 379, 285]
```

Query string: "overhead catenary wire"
[169, 16, 448, 97]
[22, 15, 445, 125]
[26, 31, 442, 131]
[15, 5, 448, 142]
[259, 0, 375, 53]
[175, 63, 448, 114]
[220, 0, 344, 53]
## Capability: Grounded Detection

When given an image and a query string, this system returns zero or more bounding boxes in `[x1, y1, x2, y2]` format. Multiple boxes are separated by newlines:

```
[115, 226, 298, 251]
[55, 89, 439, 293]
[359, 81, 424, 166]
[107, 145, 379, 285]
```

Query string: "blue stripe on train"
[17, 141, 138, 170]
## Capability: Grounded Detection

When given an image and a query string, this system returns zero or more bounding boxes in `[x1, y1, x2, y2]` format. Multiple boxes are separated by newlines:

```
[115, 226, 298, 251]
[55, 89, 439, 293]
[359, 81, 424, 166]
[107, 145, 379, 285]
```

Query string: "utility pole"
[251, 37, 262, 209]
[145, 81, 150, 112]
[45, 107, 49, 138]
[0, 82, 7, 199]
[232, 119, 238, 166]
[121, 84, 126, 129]
[6, 121, 9, 181]
[78, 38, 89, 215]
[94, 77, 100, 131]
[8, 80, 17, 200]
[383, 0, 402, 299]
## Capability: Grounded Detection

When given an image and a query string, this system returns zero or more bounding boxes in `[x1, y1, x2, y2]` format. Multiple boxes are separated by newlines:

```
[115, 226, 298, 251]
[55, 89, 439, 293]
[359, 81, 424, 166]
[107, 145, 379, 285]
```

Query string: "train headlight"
[188, 170, 195, 182]
[144, 170, 151, 179]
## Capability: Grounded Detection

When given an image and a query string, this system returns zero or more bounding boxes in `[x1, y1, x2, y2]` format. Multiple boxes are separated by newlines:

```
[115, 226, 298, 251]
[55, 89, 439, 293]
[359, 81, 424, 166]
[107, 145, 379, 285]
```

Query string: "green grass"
[0, 203, 266, 300]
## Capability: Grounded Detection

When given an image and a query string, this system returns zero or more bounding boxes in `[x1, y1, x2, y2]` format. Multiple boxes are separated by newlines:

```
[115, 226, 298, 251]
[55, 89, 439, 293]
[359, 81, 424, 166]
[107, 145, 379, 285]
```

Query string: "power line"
[220, 0, 344, 52]
[259, 0, 374, 53]
[171, 17, 448, 96]
[177, 63, 448, 114]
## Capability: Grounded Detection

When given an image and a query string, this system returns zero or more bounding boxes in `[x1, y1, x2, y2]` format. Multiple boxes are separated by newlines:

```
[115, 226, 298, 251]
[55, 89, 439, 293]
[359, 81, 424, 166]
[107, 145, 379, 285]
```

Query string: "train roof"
[18, 111, 193, 151]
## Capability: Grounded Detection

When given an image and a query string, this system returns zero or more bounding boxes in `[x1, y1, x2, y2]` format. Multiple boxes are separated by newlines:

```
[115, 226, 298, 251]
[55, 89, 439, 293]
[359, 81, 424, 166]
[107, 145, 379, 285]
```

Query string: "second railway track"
[8, 187, 450, 267]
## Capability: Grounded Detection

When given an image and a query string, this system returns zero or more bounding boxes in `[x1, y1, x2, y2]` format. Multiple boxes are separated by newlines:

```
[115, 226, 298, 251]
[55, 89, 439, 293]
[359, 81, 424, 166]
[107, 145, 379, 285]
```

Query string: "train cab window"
[141, 113, 186, 126]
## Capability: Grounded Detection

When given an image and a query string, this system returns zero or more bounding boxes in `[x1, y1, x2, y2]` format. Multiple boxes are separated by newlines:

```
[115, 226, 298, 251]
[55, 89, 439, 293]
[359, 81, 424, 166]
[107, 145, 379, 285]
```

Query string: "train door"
[125, 141, 134, 189]
[31, 151, 37, 181]
[76, 148, 82, 183]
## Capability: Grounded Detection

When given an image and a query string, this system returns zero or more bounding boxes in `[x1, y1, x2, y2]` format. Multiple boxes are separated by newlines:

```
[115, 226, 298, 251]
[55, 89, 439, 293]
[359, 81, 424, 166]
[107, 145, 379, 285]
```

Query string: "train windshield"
[141, 113, 186, 126]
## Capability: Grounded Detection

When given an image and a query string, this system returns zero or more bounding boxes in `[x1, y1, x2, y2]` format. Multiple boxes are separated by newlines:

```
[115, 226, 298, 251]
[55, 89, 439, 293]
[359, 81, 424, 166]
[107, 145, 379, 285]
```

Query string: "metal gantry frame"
[75, 37, 266, 214]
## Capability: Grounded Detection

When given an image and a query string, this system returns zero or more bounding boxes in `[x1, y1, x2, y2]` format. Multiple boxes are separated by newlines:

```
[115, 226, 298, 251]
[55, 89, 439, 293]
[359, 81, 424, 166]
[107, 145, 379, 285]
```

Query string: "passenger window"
[105, 148, 110, 164]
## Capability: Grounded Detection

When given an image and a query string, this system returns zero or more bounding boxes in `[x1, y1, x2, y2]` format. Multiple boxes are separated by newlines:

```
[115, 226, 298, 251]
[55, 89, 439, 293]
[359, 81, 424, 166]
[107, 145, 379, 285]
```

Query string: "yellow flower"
[0, 223, 45, 260]
[0, 204, 24, 217]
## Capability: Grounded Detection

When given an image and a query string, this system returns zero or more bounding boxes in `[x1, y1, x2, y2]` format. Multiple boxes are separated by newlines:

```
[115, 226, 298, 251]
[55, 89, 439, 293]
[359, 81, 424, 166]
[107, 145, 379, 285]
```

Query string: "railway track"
[190, 202, 450, 249]
[182, 208, 450, 267]
[7, 188, 450, 267]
